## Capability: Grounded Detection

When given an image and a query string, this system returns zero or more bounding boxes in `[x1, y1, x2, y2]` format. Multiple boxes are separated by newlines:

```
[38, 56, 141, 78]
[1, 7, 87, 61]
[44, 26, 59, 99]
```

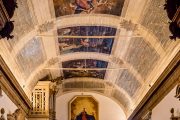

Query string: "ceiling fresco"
[62, 59, 108, 79]
[58, 26, 116, 54]
[58, 38, 114, 54]
[53, 0, 125, 17]
[57, 26, 116, 36]
[0, 0, 179, 117]
[16, 37, 46, 78]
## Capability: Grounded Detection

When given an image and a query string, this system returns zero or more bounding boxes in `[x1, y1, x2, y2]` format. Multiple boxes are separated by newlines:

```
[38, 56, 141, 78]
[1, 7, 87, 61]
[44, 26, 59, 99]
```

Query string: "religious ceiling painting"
[69, 96, 98, 120]
[57, 26, 116, 54]
[62, 59, 108, 79]
[53, 0, 125, 17]
[16, 37, 46, 78]
[58, 26, 116, 36]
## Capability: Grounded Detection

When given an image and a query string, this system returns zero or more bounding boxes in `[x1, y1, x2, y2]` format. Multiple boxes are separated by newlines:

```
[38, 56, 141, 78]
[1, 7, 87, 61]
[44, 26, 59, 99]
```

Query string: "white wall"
[152, 86, 180, 120]
[0, 90, 17, 119]
[56, 92, 126, 120]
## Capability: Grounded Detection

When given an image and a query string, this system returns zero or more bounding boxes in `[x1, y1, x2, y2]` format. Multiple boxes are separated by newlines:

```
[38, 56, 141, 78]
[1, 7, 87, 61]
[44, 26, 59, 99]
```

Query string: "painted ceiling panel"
[16, 37, 46, 78]
[116, 70, 141, 97]
[58, 26, 116, 55]
[53, 0, 125, 17]
[0, 0, 179, 116]
[140, 0, 171, 48]
[124, 37, 160, 79]
[62, 59, 108, 79]
[58, 38, 114, 54]
[57, 26, 117, 36]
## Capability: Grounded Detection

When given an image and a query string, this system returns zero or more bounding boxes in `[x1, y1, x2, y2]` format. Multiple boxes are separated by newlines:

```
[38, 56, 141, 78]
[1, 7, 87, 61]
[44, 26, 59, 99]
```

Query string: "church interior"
[0, 0, 180, 120]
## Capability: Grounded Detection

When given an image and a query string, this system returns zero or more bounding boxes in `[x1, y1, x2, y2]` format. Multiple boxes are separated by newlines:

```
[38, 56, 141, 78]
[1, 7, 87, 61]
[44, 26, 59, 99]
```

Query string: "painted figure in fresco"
[75, 108, 95, 120]
[71, 0, 97, 14]
[59, 38, 113, 54]
[54, 0, 125, 16]
[70, 0, 112, 14]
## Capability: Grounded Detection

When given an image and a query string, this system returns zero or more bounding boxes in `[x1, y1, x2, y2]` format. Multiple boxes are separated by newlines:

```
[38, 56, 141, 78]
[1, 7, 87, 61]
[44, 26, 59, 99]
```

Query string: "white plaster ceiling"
[0, 0, 179, 117]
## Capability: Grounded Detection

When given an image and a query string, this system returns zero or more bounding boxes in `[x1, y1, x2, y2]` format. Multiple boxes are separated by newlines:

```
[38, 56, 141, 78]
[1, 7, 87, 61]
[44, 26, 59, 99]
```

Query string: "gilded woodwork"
[29, 81, 51, 119]
[0, 55, 32, 114]
[175, 84, 180, 100]
[0, 0, 9, 31]
[128, 52, 180, 120]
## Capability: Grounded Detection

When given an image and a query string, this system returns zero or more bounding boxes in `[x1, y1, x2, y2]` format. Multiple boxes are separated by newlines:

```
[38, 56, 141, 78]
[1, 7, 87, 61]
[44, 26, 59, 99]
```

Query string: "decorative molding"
[175, 84, 180, 100]
[128, 52, 180, 120]
[38, 21, 54, 33]
[119, 20, 138, 31]
[141, 111, 152, 120]
[0, 55, 32, 114]
[0, 0, 9, 30]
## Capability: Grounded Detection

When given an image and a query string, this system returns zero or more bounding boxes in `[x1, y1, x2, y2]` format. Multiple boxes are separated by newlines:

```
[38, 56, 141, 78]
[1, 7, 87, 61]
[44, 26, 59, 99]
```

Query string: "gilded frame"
[69, 95, 99, 120]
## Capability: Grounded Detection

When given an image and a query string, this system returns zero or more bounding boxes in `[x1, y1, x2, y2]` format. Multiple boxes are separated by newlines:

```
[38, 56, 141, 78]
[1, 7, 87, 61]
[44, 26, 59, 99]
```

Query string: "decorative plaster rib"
[57, 78, 133, 115]
[10, 29, 38, 57]
[25, 53, 112, 86]
[55, 15, 165, 56]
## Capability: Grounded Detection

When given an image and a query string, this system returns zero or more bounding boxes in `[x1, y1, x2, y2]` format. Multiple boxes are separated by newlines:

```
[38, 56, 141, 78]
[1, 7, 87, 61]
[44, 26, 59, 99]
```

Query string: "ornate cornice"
[128, 51, 180, 120]
[175, 84, 180, 100]
[0, 0, 9, 30]
[0, 55, 32, 114]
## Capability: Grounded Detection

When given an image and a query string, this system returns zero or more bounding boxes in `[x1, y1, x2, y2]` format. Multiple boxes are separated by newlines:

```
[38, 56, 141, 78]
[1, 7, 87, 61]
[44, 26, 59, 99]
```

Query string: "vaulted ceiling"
[0, 0, 179, 118]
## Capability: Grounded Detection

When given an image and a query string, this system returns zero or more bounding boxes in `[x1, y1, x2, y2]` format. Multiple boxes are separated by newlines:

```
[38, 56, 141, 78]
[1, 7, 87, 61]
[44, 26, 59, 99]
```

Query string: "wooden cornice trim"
[128, 51, 180, 120]
[0, 0, 10, 20]
[172, 6, 180, 27]
[0, 55, 32, 114]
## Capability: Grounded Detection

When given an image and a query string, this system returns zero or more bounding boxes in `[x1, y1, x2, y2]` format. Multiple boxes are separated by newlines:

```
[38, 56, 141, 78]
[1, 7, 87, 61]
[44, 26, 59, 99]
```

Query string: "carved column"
[48, 77, 62, 120]
[49, 83, 59, 120]
[49, 90, 56, 120]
